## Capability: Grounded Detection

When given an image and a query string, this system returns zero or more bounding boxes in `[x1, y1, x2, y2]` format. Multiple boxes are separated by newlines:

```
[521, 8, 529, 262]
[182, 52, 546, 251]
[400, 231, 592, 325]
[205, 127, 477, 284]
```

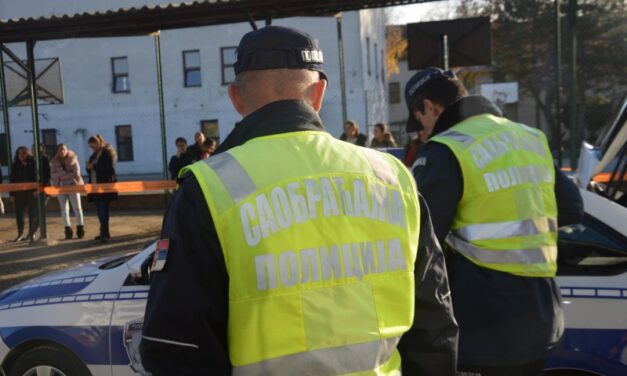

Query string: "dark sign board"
[407, 17, 491, 69]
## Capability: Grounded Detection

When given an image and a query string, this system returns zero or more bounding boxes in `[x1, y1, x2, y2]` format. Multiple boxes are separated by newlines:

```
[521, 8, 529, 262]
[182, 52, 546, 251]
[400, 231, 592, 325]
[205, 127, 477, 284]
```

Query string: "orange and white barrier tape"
[0, 183, 39, 193]
[0, 181, 176, 195]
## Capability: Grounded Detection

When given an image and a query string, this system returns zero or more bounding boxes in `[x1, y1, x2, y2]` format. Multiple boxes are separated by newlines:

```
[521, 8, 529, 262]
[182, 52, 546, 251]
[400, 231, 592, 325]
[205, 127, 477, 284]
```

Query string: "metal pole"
[440, 34, 449, 70]
[336, 14, 348, 125]
[555, 0, 563, 167]
[153, 32, 168, 181]
[0, 47, 12, 176]
[568, 0, 578, 169]
[26, 40, 46, 240]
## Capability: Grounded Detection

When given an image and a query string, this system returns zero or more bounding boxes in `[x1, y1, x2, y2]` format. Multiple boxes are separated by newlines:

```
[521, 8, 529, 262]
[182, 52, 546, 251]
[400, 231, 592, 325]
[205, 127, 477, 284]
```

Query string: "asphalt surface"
[0, 208, 165, 292]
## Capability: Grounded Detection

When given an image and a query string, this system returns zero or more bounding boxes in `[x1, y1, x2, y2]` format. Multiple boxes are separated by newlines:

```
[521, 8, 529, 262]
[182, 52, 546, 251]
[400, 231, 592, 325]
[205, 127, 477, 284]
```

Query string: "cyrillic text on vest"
[255, 238, 405, 291]
[240, 176, 406, 247]
[469, 130, 547, 169]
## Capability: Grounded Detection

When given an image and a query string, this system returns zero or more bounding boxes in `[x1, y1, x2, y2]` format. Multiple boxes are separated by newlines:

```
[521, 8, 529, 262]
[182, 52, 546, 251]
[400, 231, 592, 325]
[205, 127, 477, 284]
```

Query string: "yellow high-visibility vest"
[431, 114, 558, 277]
[183, 130, 420, 375]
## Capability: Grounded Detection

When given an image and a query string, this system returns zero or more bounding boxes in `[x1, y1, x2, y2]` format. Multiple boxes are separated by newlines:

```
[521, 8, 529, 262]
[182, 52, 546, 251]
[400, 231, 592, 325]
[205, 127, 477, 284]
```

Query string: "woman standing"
[9, 146, 39, 242]
[340, 120, 368, 147]
[86, 135, 118, 243]
[370, 123, 397, 148]
[51, 144, 85, 240]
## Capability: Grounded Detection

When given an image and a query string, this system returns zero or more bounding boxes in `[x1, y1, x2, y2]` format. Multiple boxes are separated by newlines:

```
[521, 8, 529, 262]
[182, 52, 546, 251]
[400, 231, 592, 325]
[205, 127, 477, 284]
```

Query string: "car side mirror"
[130, 252, 155, 285]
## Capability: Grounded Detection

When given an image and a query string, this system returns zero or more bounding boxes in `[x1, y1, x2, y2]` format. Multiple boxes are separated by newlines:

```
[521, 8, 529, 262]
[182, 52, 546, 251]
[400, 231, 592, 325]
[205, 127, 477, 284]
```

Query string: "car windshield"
[590, 131, 627, 207]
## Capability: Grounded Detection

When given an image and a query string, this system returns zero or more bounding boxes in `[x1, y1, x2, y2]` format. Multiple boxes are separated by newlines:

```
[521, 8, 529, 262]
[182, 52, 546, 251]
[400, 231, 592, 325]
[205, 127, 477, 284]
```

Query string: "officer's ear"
[228, 84, 246, 116]
[311, 79, 327, 113]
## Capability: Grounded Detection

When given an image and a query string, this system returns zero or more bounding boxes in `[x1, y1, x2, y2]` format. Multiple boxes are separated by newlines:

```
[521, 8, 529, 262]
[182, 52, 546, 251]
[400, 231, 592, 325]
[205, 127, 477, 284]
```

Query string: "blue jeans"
[95, 198, 110, 237]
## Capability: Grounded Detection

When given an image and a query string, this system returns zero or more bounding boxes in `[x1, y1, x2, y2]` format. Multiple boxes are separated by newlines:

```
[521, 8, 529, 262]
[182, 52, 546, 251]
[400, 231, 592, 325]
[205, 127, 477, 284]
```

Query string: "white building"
[0, 0, 388, 178]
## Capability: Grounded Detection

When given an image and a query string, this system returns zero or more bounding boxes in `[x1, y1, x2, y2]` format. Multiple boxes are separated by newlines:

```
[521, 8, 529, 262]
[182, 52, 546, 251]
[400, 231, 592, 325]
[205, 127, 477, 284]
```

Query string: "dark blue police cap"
[405, 67, 456, 132]
[233, 26, 327, 81]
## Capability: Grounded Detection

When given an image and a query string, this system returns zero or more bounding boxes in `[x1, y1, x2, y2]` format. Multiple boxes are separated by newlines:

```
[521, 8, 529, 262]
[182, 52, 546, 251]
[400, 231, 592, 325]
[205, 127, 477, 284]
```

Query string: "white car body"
[1, 98, 626, 375]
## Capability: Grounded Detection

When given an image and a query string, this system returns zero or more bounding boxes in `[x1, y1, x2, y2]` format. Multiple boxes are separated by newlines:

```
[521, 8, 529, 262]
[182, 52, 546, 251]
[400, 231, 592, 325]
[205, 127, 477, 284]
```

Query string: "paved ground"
[0, 209, 165, 291]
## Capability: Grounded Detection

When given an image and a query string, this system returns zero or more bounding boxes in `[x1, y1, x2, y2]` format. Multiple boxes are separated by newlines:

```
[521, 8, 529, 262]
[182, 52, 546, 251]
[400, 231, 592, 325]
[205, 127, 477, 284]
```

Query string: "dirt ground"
[0, 208, 165, 292]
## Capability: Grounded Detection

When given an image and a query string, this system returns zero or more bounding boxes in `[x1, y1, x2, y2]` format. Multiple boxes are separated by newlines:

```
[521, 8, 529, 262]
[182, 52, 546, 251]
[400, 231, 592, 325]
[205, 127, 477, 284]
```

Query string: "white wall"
[0, 3, 389, 176]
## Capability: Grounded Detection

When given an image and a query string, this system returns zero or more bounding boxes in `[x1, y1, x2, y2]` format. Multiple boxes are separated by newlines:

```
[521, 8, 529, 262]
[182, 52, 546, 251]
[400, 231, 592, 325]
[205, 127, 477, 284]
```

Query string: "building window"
[201, 119, 220, 143]
[115, 125, 134, 161]
[389, 82, 401, 104]
[0, 133, 7, 166]
[375, 43, 379, 80]
[183, 50, 201, 87]
[41, 129, 58, 158]
[111, 57, 129, 93]
[221, 47, 237, 85]
[366, 37, 371, 76]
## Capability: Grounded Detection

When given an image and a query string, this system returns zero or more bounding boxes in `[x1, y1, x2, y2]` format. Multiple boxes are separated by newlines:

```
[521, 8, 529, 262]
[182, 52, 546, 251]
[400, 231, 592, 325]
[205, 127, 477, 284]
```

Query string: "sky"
[388, 0, 463, 25]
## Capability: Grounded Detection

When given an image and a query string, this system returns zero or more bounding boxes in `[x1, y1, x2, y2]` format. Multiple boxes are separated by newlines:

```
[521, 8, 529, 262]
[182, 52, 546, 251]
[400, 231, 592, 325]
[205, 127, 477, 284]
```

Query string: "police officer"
[405, 67, 584, 376]
[140, 28, 458, 375]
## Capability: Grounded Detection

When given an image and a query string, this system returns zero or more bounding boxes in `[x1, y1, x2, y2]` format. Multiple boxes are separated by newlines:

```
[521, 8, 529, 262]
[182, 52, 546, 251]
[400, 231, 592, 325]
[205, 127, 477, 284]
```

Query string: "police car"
[1, 116, 626, 376]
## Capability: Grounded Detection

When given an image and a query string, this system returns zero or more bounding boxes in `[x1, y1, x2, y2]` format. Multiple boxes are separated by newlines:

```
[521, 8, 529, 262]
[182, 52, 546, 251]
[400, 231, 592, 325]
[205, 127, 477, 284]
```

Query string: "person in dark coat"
[405, 67, 584, 376]
[32, 143, 51, 186]
[186, 132, 206, 162]
[9, 146, 39, 242]
[86, 134, 118, 242]
[339, 120, 368, 146]
[168, 137, 194, 180]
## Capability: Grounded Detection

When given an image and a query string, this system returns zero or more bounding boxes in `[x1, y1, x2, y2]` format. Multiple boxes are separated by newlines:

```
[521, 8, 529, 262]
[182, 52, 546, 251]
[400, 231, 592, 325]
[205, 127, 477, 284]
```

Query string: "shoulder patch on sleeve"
[412, 157, 427, 170]
[151, 239, 170, 272]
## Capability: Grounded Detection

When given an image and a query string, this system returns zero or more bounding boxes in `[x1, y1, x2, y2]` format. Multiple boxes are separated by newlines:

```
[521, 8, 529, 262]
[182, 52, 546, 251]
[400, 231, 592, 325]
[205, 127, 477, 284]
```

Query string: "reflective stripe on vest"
[233, 337, 400, 376]
[183, 131, 420, 373]
[431, 114, 558, 277]
[205, 152, 256, 203]
[452, 217, 558, 241]
[446, 234, 557, 265]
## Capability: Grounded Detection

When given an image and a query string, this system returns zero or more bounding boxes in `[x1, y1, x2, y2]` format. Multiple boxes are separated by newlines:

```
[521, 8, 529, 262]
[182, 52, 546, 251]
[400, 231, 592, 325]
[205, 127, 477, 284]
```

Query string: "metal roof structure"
[0, 0, 428, 43]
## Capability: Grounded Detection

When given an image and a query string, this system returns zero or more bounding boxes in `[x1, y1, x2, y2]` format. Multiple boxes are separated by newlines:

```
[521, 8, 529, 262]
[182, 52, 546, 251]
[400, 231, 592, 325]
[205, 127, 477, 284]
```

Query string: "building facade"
[0, 0, 388, 178]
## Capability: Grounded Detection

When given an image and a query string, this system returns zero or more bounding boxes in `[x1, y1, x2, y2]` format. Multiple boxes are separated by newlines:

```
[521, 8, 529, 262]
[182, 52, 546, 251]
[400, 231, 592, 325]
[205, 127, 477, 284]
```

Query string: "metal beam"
[0, 47, 12, 175]
[0, 45, 29, 73]
[336, 14, 348, 125]
[568, 0, 578, 169]
[26, 40, 46, 240]
[554, 0, 563, 166]
[153, 32, 168, 181]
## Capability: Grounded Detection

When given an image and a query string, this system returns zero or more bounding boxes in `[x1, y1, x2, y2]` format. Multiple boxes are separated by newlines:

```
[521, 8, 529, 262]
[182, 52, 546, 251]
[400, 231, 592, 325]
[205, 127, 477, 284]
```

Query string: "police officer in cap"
[405, 67, 584, 375]
[141, 27, 458, 375]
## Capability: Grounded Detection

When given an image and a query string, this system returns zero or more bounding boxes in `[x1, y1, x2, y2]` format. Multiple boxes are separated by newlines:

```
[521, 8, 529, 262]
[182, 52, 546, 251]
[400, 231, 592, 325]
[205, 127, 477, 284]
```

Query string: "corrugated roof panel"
[0, 0, 429, 43]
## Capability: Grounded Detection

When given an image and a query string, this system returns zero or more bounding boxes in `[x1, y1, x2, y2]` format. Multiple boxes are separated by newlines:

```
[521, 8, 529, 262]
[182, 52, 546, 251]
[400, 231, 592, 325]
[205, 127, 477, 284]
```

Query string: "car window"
[590, 140, 627, 207]
[594, 96, 626, 152]
[557, 214, 627, 276]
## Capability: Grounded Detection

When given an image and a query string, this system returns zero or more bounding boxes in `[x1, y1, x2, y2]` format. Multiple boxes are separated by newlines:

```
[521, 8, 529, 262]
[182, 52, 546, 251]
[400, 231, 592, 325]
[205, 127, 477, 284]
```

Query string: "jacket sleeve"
[140, 174, 231, 376]
[59, 159, 81, 182]
[168, 156, 177, 178]
[50, 162, 63, 183]
[554, 166, 584, 226]
[412, 143, 463, 244]
[42, 157, 51, 186]
[397, 194, 459, 376]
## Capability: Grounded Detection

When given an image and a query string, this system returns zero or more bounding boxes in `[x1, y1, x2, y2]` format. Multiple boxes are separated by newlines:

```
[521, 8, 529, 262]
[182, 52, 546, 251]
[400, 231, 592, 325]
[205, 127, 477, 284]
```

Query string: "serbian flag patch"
[151, 239, 170, 272]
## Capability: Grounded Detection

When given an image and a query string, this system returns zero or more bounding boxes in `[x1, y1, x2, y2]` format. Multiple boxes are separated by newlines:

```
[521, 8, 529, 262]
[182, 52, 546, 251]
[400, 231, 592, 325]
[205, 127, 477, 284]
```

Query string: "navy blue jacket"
[140, 100, 459, 375]
[412, 96, 584, 367]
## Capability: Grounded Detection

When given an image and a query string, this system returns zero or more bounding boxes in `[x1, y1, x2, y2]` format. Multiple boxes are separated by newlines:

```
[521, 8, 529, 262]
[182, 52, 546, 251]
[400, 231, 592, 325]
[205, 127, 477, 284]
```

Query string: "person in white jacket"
[50, 144, 85, 239]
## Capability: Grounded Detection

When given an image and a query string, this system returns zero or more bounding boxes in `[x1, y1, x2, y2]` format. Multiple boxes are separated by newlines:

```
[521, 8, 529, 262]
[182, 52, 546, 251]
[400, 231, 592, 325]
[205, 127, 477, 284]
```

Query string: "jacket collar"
[214, 100, 325, 155]
[431, 95, 503, 137]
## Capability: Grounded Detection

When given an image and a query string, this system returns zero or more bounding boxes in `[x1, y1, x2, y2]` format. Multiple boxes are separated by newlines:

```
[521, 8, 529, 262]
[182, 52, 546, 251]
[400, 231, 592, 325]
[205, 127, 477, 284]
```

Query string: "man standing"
[141, 27, 458, 375]
[405, 67, 584, 376]
[187, 131, 206, 161]
[168, 137, 193, 180]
